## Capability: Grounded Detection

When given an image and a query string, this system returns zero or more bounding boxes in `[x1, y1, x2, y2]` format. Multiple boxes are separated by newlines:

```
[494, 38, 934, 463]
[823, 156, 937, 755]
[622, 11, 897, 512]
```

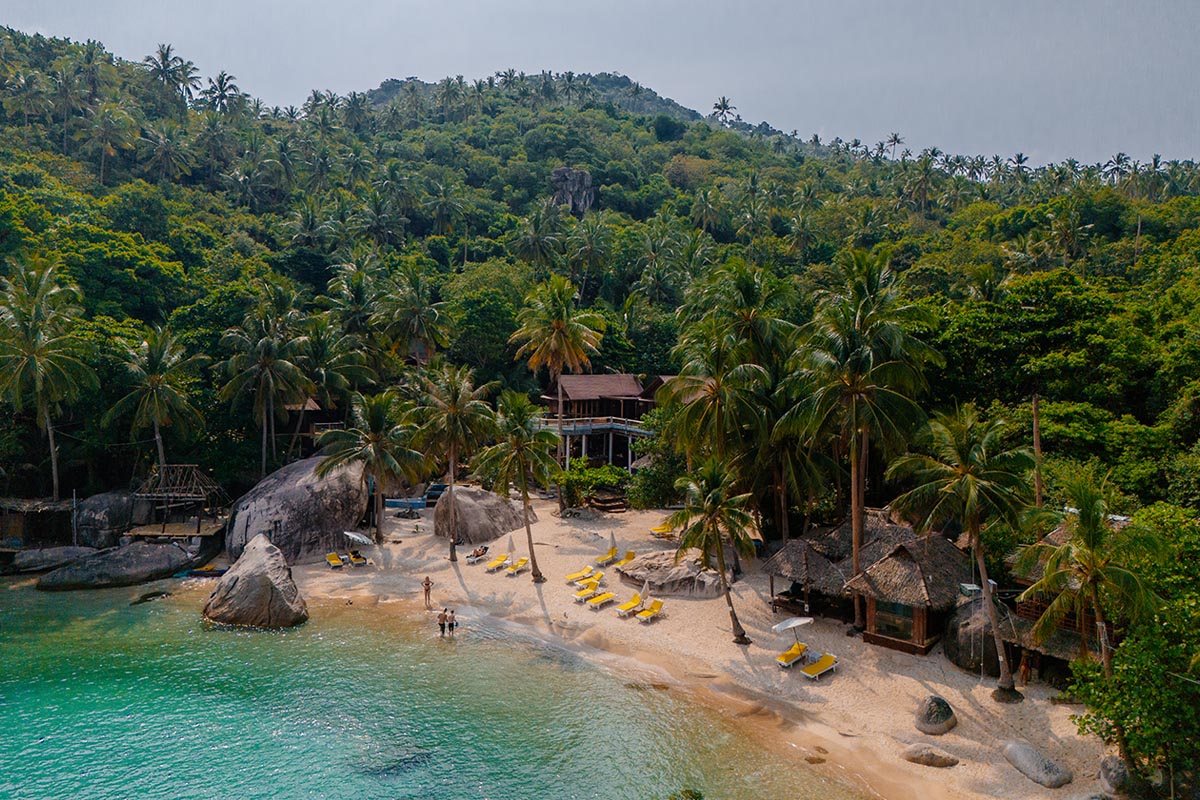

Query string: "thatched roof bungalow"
[760, 539, 848, 614]
[844, 534, 971, 655]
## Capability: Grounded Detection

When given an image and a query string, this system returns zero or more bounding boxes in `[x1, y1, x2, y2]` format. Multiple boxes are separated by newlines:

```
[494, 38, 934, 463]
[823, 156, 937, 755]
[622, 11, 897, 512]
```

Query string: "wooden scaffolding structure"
[134, 465, 229, 536]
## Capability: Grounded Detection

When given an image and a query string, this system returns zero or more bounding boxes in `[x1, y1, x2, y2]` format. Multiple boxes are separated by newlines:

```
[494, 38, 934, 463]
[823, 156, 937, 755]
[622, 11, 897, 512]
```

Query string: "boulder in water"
[12, 546, 98, 573]
[202, 534, 307, 629]
[433, 486, 532, 545]
[615, 550, 723, 598]
[901, 743, 959, 768]
[225, 457, 368, 565]
[915, 695, 958, 735]
[37, 541, 194, 590]
[1002, 740, 1073, 788]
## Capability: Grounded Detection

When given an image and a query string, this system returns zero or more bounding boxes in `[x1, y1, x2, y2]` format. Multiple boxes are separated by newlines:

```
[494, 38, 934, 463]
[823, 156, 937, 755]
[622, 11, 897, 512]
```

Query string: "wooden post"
[1032, 394, 1044, 508]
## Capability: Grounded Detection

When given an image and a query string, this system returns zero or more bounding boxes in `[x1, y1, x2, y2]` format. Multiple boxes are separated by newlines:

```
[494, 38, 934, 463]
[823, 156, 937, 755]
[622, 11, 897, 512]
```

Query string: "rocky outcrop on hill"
[1002, 740, 1073, 788]
[616, 550, 723, 598]
[433, 487, 531, 545]
[551, 166, 594, 215]
[202, 534, 307, 629]
[12, 546, 98, 573]
[36, 541, 194, 590]
[915, 695, 958, 735]
[225, 457, 367, 564]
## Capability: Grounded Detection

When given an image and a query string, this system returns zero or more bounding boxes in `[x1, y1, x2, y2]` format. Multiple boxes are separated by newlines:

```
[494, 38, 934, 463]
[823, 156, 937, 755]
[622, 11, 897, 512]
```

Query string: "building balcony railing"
[535, 416, 649, 436]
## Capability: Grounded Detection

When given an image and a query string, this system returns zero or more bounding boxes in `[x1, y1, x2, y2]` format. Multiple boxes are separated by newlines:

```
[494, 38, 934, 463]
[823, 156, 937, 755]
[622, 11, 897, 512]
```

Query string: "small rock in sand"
[915, 695, 958, 735]
[1002, 740, 1073, 788]
[901, 743, 960, 768]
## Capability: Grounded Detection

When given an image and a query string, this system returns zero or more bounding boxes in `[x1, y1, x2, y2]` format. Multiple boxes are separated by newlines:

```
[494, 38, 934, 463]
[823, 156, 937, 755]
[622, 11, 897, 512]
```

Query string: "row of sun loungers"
[594, 548, 635, 569]
[325, 551, 368, 568]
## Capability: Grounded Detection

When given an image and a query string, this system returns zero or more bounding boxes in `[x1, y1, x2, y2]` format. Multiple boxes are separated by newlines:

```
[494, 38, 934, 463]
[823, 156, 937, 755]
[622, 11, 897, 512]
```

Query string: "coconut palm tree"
[667, 459, 757, 645]
[888, 406, 1032, 701]
[415, 364, 497, 562]
[778, 249, 939, 629]
[102, 326, 208, 471]
[1016, 472, 1163, 676]
[509, 275, 605, 465]
[473, 391, 560, 582]
[373, 263, 451, 364]
[80, 101, 135, 184]
[316, 392, 425, 544]
[0, 258, 97, 500]
[712, 96, 736, 125]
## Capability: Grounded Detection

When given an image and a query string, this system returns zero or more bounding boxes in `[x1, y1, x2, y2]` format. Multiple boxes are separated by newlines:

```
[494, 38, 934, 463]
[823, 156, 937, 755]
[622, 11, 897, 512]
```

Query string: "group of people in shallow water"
[436, 608, 457, 636]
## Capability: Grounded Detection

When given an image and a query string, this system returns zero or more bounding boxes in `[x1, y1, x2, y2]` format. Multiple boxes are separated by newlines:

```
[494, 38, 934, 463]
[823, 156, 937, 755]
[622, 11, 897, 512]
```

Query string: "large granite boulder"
[75, 490, 150, 549]
[615, 550, 723, 598]
[225, 457, 368, 565]
[12, 546, 98, 573]
[202, 534, 307, 629]
[944, 596, 1007, 677]
[901, 744, 959, 768]
[37, 541, 194, 590]
[915, 695, 958, 735]
[433, 487, 532, 545]
[550, 166, 594, 215]
[1002, 740, 1073, 789]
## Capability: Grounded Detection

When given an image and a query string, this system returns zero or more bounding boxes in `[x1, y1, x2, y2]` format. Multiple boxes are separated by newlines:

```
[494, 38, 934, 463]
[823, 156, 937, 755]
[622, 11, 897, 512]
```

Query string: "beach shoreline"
[291, 499, 1107, 800]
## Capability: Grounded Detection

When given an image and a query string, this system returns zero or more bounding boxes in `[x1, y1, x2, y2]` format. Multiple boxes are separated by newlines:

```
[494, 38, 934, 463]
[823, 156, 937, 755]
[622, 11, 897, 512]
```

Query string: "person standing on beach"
[422, 576, 433, 610]
[437, 608, 448, 637]
[447, 609, 457, 634]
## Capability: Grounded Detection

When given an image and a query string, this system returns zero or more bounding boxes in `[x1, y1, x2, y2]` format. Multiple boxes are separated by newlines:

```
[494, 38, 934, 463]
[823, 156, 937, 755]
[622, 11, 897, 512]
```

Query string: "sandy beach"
[292, 499, 1108, 800]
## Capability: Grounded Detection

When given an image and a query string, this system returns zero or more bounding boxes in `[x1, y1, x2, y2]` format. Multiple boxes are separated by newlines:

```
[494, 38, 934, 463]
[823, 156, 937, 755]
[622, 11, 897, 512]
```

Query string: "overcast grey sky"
[5, 1, 1197, 164]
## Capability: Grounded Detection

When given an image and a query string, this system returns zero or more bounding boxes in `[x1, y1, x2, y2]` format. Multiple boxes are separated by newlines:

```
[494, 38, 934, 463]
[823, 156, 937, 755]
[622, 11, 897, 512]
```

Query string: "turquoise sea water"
[0, 578, 867, 800]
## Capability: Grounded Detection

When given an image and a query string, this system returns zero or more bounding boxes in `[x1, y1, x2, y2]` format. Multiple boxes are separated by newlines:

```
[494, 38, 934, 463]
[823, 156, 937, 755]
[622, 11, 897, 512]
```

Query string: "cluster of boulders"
[614, 550, 724, 597]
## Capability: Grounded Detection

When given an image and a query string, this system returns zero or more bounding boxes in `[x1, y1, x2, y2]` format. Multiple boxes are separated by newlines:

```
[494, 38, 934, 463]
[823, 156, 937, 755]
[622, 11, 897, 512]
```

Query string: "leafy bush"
[559, 461, 630, 508]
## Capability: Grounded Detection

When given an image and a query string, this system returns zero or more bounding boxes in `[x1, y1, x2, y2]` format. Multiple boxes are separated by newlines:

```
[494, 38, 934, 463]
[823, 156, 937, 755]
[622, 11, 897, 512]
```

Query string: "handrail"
[535, 415, 646, 428]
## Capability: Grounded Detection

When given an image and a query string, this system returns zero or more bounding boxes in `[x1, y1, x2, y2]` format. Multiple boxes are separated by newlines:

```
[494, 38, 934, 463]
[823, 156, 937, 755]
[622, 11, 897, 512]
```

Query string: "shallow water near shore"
[0, 578, 870, 800]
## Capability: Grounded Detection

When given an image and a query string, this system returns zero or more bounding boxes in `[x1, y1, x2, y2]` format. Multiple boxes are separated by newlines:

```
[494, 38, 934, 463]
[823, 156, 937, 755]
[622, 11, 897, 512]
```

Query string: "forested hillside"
[4, 26, 1200, 778]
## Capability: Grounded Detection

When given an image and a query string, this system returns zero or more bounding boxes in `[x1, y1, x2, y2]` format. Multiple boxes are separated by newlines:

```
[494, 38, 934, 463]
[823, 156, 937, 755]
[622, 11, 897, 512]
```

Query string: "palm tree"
[139, 122, 194, 182]
[473, 391, 559, 582]
[290, 315, 377, 456]
[0, 258, 97, 500]
[81, 102, 135, 185]
[712, 96, 736, 125]
[566, 211, 613, 299]
[513, 199, 565, 272]
[316, 392, 424, 543]
[666, 459, 757, 645]
[887, 132, 904, 160]
[426, 181, 464, 235]
[102, 326, 208, 471]
[1016, 472, 1163, 677]
[416, 364, 497, 562]
[509, 275, 605, 465]
[888, 406, 1032, 701]
[373, 264, 451, 364]
[778, 249, 939, 628]
[219, 300, 311, 478]
[202, 70, 242, 114]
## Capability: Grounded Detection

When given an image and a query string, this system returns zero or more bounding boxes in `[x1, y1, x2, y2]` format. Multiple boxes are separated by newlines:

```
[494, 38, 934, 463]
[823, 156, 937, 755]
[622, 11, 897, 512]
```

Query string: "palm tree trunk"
[153, 419, 166, 471]
[373, 472, 384, 544]
[777, 466, 790, 541]
[715, 538, 751, 645]
[1090, 586, 1140, 775]
[519, 471, 544, 582]
[261, 404, 269, 478]
[447, 444, 458, 563]
[269, 394, 278, 463]
[286, 403, 306, 460]
[555, 374, 566, 512]
[973, 528, 1021, 700]
[850, 431, 867, 629]
[45, 407, 61, 502]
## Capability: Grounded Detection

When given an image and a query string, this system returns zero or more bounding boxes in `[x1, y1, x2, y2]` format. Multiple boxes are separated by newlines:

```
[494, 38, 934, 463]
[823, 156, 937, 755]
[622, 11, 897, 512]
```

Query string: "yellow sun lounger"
[800, 653, 838, 680]
[776, 642, 809, 669]
[650, 522, 673, 535]
[326, 552, 346, 569]
[595, 547, 619, 566]
[615, 593, 643, 617]
[564, 566, 594, 584]
[610, 551, 636, 570]
[573, 579, 602, 601]
[574, 571, 602, 588]
[505, 557, 530, 576]
[347, 550, 367, 567]
[587, 591, 617, 610]
[636, 599, 664, 623]
[484, 554, 510, 572]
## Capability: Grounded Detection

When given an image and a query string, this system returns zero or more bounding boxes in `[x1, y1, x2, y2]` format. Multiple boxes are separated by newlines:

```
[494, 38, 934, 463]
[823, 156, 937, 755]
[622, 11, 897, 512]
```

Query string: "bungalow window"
[874, 600, 915, 640]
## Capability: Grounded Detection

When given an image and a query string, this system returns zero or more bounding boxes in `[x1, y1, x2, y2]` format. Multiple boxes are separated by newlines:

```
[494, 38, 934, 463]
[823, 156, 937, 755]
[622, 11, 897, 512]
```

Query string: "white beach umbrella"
[343, 530, 373, 546]
[507, 534, 515, 556]
[771, 616, 813, 643]
[609, 531, 617, 553]
[640, 578, 651, 603]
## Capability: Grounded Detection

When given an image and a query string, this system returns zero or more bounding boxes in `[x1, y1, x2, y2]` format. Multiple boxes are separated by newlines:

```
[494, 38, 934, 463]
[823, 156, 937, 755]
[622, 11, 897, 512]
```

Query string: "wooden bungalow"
[844, 534, 971, 655]
[544, 374, 646, 420]
[0, 497, 74, 549]
[761, 538, 849, 617]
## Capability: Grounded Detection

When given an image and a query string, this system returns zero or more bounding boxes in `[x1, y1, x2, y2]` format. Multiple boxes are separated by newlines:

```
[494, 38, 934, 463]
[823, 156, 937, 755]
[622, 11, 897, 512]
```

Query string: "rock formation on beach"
[75, 490, 151, 549]
[203, 533, 308, 629]
[11, 546, 97, 573]
[433, 486, 532, 545]
[1001, 740, 1073, 788]
[225, 457, 368, 564]
[616, 550, 723, 597]
[36, 541, 195, 590]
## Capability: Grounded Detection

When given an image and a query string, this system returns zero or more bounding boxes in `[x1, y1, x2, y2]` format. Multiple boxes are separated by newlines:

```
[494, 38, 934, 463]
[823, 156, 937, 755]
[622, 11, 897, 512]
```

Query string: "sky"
[5, 0, 1198, 165]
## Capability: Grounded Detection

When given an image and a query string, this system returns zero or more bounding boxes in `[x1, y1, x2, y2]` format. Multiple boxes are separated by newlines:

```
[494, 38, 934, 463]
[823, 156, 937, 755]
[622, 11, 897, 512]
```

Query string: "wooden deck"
[128, 521, 225, 539]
